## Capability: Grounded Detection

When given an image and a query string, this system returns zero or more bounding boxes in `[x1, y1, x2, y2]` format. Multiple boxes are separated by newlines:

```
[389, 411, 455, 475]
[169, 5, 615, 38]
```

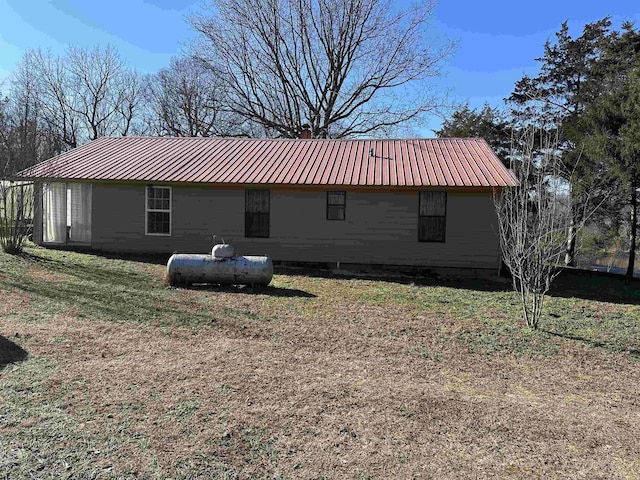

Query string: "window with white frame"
[146, 186, 171, 235]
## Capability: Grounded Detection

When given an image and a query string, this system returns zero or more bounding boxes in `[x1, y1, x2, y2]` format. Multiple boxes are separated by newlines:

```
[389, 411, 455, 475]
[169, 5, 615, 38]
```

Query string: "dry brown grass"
[0, 290, 33, 317]
[1, 246, 640, 479]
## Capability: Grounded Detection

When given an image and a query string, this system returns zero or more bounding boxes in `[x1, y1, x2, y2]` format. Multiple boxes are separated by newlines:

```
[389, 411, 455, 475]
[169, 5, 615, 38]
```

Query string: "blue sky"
[0, 0, 638, 135]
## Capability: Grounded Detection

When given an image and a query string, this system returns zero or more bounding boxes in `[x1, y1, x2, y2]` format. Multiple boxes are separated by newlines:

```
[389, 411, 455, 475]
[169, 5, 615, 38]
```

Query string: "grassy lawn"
[1, 245, 639, 479]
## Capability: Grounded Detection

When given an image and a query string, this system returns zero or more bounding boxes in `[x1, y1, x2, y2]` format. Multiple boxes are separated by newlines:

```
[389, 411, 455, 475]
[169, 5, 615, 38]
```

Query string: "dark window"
[419, 191, 446, 242]
[245, 189, 270, 238]
[327, 191, 346, 220]
[146, 186, 171, 235]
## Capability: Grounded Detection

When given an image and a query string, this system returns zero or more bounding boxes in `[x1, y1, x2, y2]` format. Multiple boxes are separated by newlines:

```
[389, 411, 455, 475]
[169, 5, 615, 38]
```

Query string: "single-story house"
[20, 136, 516, 269]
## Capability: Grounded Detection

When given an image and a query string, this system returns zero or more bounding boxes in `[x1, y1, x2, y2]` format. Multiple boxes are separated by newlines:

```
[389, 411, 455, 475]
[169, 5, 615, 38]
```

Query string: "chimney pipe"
[300, 124, 311, 139]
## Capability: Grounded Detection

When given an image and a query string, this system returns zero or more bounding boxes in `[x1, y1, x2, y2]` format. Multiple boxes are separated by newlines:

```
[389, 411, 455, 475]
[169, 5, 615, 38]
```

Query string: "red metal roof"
[20, 137, 517, 188]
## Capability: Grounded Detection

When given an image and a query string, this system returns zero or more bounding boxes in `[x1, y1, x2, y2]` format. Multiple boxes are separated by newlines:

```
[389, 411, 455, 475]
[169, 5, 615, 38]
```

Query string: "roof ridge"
[94, 136, 485, 142]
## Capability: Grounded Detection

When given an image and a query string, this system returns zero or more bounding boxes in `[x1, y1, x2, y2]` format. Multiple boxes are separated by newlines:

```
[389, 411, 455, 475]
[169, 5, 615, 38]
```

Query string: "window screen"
[245, 189, 270, 238]
[327, 191, 346, 220]
[419, 191, 446, 242]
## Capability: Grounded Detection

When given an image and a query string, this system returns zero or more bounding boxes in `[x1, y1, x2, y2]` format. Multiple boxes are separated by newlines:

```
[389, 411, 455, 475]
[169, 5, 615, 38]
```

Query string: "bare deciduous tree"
[495, 128, 595, 329]
[65, 45, 143, 140]
[0, 61, 52, 253]
[19, 46, 144, 149]
[146, 56, 244, 137]
[29, 50, 80, 150]
[190, 0, 454, 138]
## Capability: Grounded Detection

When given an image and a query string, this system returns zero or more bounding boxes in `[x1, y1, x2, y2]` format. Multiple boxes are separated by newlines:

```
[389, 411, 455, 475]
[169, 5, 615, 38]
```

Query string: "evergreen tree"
[435, 103, 511, 166]
[507, 19, 611, 266]
[581, 22, 640, 277]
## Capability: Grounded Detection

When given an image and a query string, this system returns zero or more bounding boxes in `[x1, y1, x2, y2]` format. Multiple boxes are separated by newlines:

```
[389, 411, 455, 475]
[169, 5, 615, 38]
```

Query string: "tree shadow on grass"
[25, 248, 513, 293]
[184, 284, 317, 298]
[8, 279, 216, 328]
[9, 277, 313, 328]
[541, 329, 640, 357]
[23, 247, 170, 266]
[275, 263, 515, 293]
[17, 251, 161, 289]
[18, 247, 640, 305]
[22, 250, 316, 298]
[0, 335, 28, 370]
[548, 269, 640, 306]
[280, 265, 640, 306]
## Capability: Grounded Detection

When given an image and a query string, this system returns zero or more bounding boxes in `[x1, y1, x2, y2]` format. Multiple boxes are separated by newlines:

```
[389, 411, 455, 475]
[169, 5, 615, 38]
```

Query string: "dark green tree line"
[579, 22, 640, 277]
[438, 18, 640, 277]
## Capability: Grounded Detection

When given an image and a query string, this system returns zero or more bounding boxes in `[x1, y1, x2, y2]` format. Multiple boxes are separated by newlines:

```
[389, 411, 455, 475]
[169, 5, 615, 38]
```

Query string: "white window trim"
[145, 185, 172, 236]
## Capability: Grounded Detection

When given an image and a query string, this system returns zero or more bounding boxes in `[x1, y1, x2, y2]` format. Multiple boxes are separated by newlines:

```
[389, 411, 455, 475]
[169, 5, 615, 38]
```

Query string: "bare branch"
[145, 56, 245, 137]
[495, 126, 603, 329]
[189, 0, 454, 138]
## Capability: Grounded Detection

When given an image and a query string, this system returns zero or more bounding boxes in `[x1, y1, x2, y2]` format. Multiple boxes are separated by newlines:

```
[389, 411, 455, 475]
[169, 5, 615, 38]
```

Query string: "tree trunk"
[626, 184, 637, 278]
[564, 214, 576, 267]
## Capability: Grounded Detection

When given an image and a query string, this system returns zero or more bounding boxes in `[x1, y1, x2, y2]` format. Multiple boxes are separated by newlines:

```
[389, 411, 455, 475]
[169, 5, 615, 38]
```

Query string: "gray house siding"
[85, 183, 500, 269]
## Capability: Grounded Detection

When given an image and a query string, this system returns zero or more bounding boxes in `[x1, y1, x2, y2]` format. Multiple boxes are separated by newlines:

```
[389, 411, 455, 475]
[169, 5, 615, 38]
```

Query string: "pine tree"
[507, 19, 611, 266]
[435, 103, 511, 166]
[581, 22, 640, 277]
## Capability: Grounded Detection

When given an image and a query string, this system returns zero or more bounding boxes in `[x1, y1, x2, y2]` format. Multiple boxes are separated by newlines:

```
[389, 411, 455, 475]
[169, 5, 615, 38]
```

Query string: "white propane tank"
[167, 254, 273, 286]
